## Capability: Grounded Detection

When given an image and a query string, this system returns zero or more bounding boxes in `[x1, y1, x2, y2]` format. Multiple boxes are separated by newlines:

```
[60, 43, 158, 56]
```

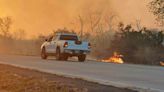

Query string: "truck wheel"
[78, 54, 86, 62]
[56, 48, 62, 60]
[62, 55, 68, 61]
[41, 48, 47, 59]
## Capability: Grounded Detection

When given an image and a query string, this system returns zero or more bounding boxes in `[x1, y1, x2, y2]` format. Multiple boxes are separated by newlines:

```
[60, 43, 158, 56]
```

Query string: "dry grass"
[0, 71, 87, 92]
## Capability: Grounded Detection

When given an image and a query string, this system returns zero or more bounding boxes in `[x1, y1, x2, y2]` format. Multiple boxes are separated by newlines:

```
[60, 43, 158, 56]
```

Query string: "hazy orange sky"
[0, 0, 156, 38]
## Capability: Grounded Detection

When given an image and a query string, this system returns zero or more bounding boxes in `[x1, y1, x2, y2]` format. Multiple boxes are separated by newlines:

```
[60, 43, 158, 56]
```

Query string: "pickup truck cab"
[41, 33, 91, 62]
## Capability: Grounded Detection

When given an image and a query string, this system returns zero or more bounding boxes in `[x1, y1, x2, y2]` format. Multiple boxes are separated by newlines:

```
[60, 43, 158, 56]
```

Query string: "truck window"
[60, 35, 78, 41]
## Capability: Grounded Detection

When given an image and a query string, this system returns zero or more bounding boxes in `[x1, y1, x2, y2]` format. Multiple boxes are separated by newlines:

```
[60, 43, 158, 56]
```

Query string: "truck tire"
[41, 48, 47, 59]
[78, 54, 86, 62]
[62, 54, 68, 61]
[56, 48, 62, 60]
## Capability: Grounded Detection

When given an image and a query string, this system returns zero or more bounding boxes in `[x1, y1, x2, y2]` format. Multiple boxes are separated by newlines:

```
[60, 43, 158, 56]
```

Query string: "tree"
[149, 0, 164, 26]
[89, 12, 102, 32]
[105, 14, 117, 32]
[78, 15, 84, 40]
[110, 22, 164, 64]
[0, 17, 12, 38]
[53, 28, 76, 35]
[13, 29, 26, 40]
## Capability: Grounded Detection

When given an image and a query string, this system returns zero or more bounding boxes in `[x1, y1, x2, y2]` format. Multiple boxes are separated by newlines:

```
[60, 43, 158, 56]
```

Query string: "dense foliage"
[108, 23, 164, 65]
[149, 0, 164, 26]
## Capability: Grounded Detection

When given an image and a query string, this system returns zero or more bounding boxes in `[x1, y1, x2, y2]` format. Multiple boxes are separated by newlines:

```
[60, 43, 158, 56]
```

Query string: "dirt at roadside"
[0, 64, 137, 92]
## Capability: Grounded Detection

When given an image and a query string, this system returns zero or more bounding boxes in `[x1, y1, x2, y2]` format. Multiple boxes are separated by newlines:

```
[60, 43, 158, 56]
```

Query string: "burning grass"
[160, 61, 164, 66]
[101, 52, 124, 64]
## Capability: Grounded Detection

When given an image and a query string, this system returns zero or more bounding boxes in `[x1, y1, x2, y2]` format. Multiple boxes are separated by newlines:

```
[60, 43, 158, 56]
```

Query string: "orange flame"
[101, 52, 124, 64]
[160, 62, 164, 66]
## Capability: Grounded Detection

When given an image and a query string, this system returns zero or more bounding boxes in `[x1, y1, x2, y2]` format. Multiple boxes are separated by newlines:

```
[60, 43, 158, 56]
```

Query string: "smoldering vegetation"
[104, 23, 164, 65]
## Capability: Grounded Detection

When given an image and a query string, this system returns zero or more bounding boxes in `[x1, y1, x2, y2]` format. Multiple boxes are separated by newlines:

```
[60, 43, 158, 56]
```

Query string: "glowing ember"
[160, 62, 164, 66]
[101, 52, 124, 64]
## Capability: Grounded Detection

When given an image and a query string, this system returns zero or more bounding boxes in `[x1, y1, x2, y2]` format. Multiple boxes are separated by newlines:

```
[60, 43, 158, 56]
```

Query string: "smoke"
[0, 0, 156, 38]
[110, 0, 156, 27]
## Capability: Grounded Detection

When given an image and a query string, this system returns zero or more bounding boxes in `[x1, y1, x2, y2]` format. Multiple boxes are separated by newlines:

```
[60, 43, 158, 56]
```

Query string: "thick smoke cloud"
[0, 0, 156, 38]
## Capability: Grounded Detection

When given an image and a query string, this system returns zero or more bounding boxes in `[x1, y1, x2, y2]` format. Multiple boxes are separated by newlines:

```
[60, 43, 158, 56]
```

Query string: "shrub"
[109, 24, 164, 65]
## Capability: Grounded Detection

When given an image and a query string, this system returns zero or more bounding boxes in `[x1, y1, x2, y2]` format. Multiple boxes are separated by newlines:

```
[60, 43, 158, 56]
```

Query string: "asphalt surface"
[0, 55, 164, 92]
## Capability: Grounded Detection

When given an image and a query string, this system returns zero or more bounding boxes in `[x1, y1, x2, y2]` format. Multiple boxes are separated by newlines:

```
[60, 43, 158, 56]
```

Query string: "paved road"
[0, 55, 164, 92]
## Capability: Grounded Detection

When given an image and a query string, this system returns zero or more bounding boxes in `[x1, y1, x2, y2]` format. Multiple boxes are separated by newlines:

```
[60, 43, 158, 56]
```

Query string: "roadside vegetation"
[105, 23, 164, 65]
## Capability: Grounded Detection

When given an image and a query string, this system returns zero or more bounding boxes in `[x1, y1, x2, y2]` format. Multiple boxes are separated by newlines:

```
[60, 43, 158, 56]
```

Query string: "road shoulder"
[0, 64, 137, 92]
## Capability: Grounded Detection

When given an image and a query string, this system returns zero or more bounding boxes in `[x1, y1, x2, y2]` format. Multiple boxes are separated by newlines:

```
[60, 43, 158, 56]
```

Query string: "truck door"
[48, 35, 58, 53]
[45, 36, 53, 53]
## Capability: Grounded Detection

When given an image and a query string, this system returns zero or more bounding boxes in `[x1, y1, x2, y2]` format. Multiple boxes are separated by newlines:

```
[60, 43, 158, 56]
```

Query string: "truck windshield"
[60, 35, 78, 41]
